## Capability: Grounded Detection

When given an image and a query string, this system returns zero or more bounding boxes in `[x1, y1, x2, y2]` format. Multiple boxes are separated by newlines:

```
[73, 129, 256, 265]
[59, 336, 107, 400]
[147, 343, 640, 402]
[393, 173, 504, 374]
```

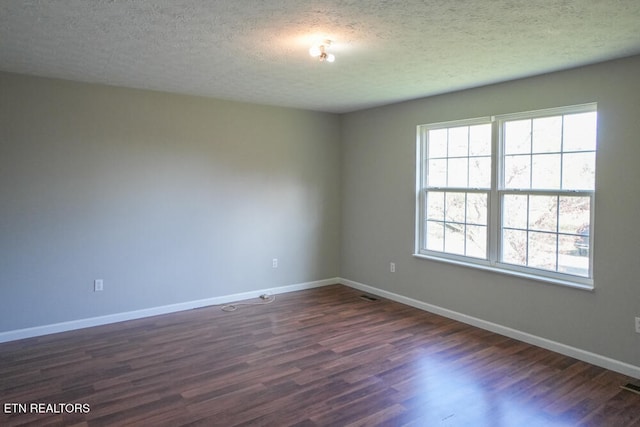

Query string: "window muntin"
[498, 109, 596, 279]
[420, 120, 492, 260]
[425, 190, 488, 258]
[502, 111, 596, 191]
[417, 104, 597, 288]
[500, 194, 591, 277]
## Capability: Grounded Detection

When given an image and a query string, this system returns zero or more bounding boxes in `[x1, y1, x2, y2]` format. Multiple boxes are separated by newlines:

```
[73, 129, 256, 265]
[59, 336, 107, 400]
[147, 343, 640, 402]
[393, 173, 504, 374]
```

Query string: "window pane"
[469, 156, 491, 188]
[428, 159, 447, 187]
[528, 232, 557, 271]
[562, 152, 595, 190]
[448, 127, 469, 157]
[426, 221, 444, 252]
[444, 224, 465, 255]
[469, 124, 492, 156]
[504, 155, 531, 188]
[532, 116, 562, 153]
[528, 195, 557, 232]
[531, 153, 561, 189]
[466, 193, 487, 225]
[466, 225, 487, 258]
[558, 196, 590, 234]
[448, 158, 468, 187]
[503, 195, 528, 229]
[428, 129, 448, 158]
[427, 191, 445, 221]
[504, 119, 531, 154]
[445, 192, 466, 223]
[502, 229, 527, 265]
[574, 225, 590, 261]
[563, 112, 597, 152]
[558, 234, 589, 277]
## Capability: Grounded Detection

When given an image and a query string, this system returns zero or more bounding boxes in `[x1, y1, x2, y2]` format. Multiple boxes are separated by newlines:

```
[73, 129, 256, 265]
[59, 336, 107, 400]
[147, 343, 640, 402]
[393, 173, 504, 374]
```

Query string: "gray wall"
[0, 72, 341, 332]
[340, 55, 640, 367]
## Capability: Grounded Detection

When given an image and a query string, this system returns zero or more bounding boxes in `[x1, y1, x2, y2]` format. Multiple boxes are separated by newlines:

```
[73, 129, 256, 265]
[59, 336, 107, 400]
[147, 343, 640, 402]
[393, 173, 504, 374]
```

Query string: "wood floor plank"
[1, 284, 638, 426]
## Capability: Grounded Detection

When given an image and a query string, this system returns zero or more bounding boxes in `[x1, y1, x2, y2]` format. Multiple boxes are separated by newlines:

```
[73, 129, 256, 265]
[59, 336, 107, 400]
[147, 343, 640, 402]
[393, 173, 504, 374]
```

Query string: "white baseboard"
[0, 278, 338, 343]
[339, 277, 640, 379]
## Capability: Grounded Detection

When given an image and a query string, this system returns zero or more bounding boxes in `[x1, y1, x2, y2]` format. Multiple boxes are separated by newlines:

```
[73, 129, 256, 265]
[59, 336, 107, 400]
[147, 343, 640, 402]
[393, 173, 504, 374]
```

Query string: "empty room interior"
[1, 1, 640, 426]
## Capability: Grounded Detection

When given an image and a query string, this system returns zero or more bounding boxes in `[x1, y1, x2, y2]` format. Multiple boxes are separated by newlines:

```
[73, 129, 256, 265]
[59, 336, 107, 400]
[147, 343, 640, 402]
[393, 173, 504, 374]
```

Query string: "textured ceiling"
[1, 1, 640, 113]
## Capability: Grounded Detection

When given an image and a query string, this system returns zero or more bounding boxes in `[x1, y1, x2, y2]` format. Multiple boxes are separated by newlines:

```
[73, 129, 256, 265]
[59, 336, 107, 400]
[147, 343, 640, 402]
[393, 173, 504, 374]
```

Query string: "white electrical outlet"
[272, 258, 278, 268]
[390, 262, 396, 273]
[635, 317, 640, 334]
[94, 279, 104, 292]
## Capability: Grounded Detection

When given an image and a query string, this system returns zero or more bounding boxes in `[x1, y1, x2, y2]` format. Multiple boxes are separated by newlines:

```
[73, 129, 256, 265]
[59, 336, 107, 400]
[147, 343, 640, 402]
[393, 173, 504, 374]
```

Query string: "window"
[416, 104, 597, 288]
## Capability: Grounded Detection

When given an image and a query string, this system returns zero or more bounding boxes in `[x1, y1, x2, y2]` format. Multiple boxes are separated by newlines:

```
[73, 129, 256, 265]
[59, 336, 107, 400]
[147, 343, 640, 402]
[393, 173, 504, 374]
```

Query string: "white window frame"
[415, 103, 596, 290]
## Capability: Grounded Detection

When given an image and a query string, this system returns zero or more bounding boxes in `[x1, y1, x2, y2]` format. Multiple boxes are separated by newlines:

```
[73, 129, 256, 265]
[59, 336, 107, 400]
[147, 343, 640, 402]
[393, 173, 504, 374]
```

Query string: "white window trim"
[415, 104, 596, 290]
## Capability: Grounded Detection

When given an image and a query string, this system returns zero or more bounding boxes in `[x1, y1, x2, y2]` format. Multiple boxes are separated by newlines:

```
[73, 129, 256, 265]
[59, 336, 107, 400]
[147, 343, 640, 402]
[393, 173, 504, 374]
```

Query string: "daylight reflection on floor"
[395, 351, 578, 426]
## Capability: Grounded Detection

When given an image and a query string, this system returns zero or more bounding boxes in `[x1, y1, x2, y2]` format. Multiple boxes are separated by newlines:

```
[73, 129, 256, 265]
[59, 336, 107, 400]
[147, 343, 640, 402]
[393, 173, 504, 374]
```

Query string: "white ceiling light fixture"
[309, 40, 335, 63]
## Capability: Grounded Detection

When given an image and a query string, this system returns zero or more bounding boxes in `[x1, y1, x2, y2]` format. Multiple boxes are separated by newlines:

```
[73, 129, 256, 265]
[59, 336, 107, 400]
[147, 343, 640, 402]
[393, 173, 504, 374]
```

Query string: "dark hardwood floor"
[1, 284, 638, 426]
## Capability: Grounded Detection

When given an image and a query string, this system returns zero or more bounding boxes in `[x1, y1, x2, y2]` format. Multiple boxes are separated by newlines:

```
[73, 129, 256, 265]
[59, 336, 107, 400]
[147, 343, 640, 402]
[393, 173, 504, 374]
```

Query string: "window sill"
[412, 253, 594, 292]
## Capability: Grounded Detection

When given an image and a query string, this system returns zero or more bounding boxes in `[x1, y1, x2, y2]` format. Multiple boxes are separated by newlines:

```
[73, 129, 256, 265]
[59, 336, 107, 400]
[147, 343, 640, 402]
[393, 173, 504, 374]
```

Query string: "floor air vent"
[620, 383, 640, 395]
[359, 295, 379, 302]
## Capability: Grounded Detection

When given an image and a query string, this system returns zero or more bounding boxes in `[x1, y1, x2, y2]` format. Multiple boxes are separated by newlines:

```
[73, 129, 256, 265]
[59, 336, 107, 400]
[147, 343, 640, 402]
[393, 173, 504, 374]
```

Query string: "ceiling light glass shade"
[309, 40, 335, 63]
[309, 46, 321, 57]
